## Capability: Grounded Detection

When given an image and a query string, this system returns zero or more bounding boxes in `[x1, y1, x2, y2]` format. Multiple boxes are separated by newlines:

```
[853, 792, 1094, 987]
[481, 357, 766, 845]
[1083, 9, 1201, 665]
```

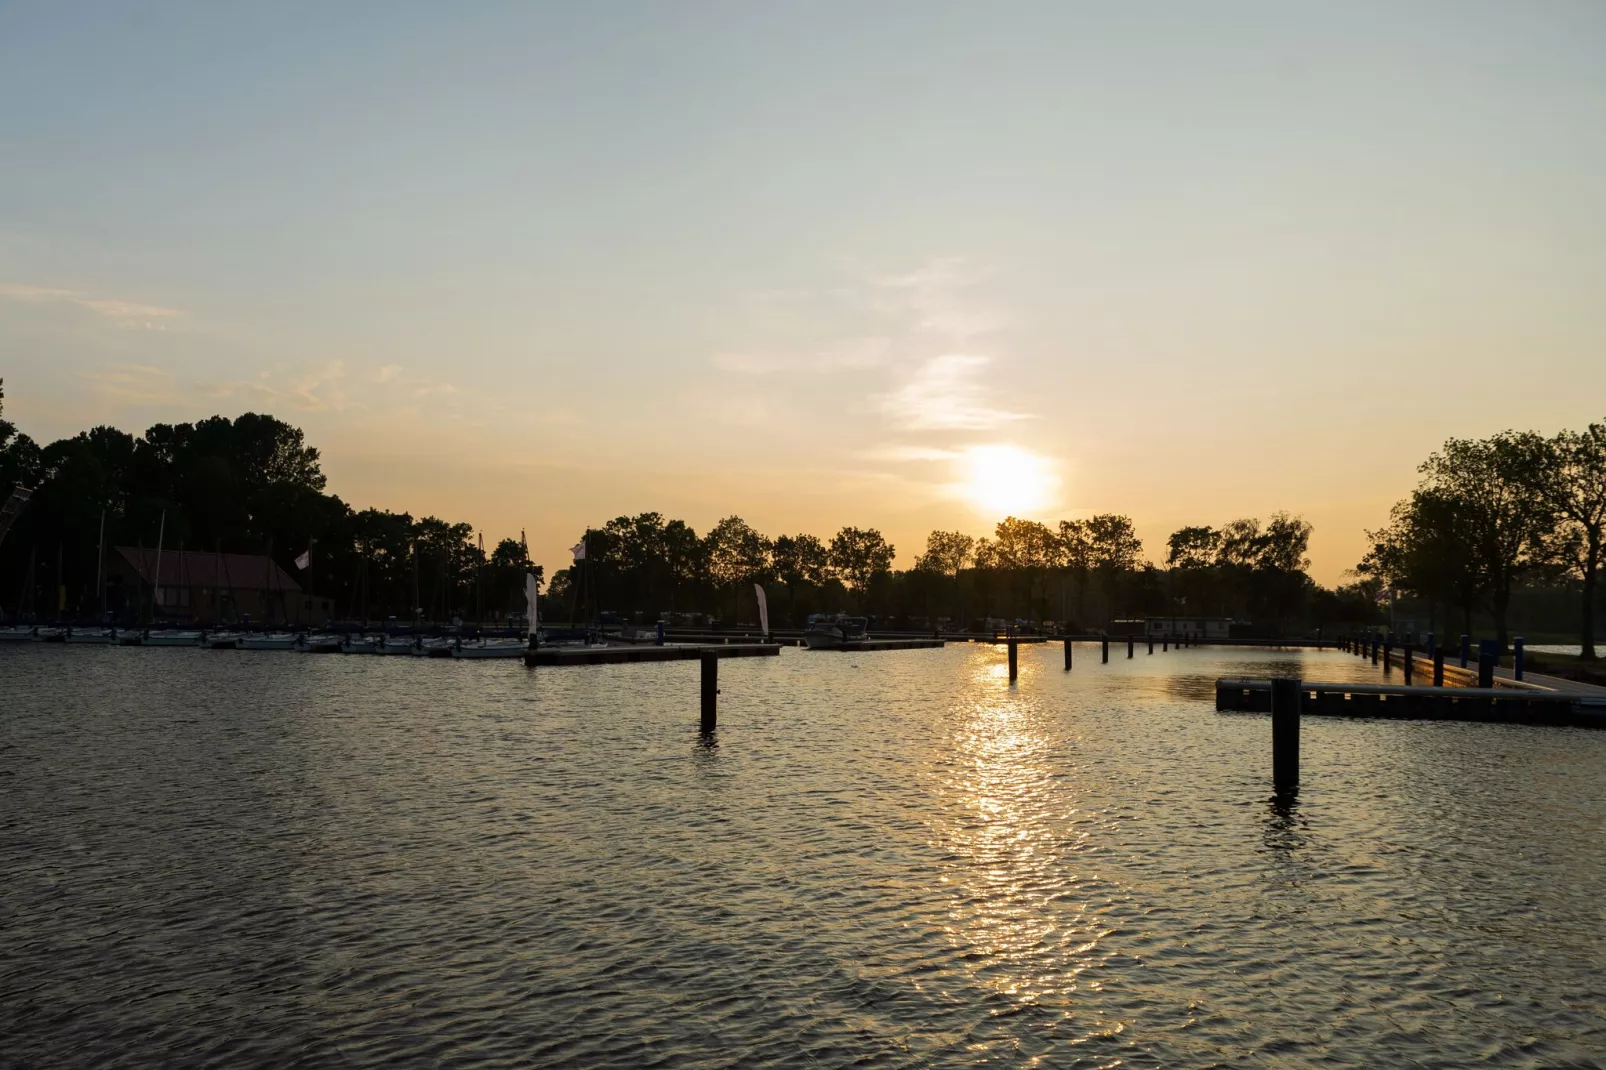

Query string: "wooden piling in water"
[1271, 677, 1300, 793]
[1433, 649, 1444, 687]
[1403, 644, 1414, 685]
[1127, 636, 1134, 659]
[1102, 638, 1109, 663]
[1063, 637, 1072, 670]
[1008, 638, 1018, 682]
[700, 652, 718, 734]
[1459, 634, 1470, 668]
[1148, 635, 1154, 654]
[1477, 645, 1495, 690]
[1514, 636, 1525, 681]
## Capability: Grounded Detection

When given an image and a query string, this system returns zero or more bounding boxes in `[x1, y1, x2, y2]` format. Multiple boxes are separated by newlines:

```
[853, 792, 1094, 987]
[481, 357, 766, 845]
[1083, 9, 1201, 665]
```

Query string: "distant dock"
[808, 638, 945, 652]
[524, 642, 780, 667]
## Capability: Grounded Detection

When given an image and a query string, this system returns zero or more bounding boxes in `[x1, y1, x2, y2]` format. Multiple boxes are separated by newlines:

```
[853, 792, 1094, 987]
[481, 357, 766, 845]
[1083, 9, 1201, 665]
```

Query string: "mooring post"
[1426, 632, 1435, 659]
[1008, 638, 1018, 682]
[656, 621, 665, 646]
[1433, 648, 1444, 687]
[1384, 635, 1394, 672]
[1459, 634, 1470, 668]
[1063, 636, 1072, 670]
[1163, 636, 1169, 652]
[1271, 677, 1300, 794]
[1513, 636, 1525, 681]
[1102, 638, 1109, 663]
[1477, 641, 1495, 689]
[1403, 643, 1414, 685]
[1371, 637, 1379, 665]
[1147, 635, 1154, 654]
[700, 652, 718, 734]
[1127, 635, 1134, 659]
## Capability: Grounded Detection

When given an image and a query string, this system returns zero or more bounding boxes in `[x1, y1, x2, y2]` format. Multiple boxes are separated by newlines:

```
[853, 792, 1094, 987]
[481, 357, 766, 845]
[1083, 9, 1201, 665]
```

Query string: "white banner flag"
[524, 572, 540, 633]
[570, 541, 586, 561]
[754, 583, 770, 637]
[294, 550, 311, 570]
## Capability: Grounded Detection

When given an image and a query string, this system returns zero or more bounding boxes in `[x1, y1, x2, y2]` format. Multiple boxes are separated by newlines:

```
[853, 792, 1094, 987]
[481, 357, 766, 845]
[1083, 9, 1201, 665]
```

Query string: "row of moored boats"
[0, 626, 528, 658]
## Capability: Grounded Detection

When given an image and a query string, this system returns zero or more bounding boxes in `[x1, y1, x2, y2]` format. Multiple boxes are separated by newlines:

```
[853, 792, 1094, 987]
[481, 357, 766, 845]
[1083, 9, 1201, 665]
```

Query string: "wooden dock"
[807, 638, 945, 652]
[1216, 678, 1605, 728]
[525, 642, 780, 667]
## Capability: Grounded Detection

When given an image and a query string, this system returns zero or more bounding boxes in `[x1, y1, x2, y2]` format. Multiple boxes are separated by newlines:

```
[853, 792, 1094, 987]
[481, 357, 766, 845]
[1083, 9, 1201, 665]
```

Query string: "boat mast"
[152, 510, 166, 621]
[95, 508, 105, 622]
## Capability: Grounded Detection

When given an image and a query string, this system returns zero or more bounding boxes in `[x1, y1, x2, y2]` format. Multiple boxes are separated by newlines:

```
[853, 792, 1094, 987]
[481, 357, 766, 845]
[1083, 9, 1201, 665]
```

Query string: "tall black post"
[1101, 638, 1109, 663]
[1008, 638, 1018, 682]
[1433, 649, 1444, 687]
[1127, 635, 1134, 659]
[1271, 677, 1300, 794]
[1514, 636, 1525, 681]
[1459, 634, 1470, 668]
[1383, 638, 1393, 672]
[1477, 645, 1495, 690]
[1403, 643, 1414, 685]
[1148, 635, 1154, 654]
[1063, 637, 1072, 670]
[1163, 636, 1169, 652]
[1371, 638, 1379, 665]
[700, 652, 718, 734]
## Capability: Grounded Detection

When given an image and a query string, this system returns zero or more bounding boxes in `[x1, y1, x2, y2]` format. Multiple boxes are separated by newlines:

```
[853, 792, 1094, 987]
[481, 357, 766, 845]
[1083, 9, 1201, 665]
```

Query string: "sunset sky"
[3, 2, 1603, 584]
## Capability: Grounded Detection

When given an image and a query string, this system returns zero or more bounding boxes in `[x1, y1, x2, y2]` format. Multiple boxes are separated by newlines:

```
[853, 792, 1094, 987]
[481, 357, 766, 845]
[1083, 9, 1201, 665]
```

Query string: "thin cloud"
[878, 353, 1034, 431]
[0, 282, 182, 330]
[76, 364, 183, 404]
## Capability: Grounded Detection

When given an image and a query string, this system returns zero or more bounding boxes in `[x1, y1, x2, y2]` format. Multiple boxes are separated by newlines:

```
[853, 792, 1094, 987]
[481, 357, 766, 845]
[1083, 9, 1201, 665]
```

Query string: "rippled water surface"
[3, 643, 1603, 1068]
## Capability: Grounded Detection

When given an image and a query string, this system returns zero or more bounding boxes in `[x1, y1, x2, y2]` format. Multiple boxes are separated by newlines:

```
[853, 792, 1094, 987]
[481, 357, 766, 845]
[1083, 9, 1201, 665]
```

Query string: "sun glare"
[955, 444, 1059, 518]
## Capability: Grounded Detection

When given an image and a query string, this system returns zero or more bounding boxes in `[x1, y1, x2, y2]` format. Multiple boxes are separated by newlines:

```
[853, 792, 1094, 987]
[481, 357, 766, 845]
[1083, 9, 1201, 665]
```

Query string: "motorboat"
[452, 638, 527, 659]
[239, 632, 298, 651]
[65, 628, 115, 644]
[297, 633, 343, 654]
[341, 634, 378, 654]
[801, 615, 868, 649]
[144, 630, 204, 647]
[373, 635, 415, 655]
[115, 629, 145, 646]
[0, 626, 34, 642]
[204, 631, 243, 650]
[411, 637, 455, 658]
[36, 626, 67, 642]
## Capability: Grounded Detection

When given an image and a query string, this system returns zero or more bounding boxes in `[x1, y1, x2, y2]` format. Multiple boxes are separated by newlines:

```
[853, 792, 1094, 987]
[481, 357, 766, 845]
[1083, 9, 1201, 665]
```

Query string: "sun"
[956, 444, 1060, 518]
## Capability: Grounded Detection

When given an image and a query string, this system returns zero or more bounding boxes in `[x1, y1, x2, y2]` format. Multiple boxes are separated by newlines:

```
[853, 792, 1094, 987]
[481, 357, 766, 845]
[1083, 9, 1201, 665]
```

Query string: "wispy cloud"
[878, 353, 1034, 431]
[76, 364, 183, 404]
[0, 283, 183, 330]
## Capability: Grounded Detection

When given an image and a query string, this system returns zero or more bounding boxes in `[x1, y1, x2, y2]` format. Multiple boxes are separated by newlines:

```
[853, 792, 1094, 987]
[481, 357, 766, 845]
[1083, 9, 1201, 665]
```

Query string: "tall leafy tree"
[828, 526, 894, 604]
[1541, 423, 1606, 659]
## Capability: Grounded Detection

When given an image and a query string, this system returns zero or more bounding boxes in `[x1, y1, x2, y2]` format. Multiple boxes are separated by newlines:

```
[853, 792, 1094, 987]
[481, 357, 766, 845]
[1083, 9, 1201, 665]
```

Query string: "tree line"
[552, 507, 1366, 635]
[1360, 422, 1606, 659]
[0, 388, 537, 624]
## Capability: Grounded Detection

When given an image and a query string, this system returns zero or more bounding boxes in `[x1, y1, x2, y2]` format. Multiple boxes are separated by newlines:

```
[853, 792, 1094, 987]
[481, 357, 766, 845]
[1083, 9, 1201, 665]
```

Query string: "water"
[3, 644, 1603, 1068]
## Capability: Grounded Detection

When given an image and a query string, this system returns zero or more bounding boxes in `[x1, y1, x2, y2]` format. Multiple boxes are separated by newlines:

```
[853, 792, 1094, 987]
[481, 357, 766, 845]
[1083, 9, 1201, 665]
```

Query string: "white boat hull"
[66, 630, 114, 644]
[143, 631, 203, 647]
[0, 628, 34, 642]
[452, 641, 527, 659]
[373, 639, 415, 655]
[239, 634, 298, 651]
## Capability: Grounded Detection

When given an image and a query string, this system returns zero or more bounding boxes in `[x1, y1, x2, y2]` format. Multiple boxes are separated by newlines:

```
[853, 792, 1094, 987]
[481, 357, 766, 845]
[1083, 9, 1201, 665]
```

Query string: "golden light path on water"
[931, 649, 1116, 1046]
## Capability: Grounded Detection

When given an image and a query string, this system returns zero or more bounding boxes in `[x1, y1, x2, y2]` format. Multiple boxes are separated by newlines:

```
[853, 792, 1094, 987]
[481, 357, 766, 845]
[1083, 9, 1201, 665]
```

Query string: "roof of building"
[113, 546, 302, 593]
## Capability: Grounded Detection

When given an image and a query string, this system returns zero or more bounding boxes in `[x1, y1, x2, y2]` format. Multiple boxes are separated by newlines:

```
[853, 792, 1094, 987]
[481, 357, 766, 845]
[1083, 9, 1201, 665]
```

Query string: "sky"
[2, 1, 1603, 585]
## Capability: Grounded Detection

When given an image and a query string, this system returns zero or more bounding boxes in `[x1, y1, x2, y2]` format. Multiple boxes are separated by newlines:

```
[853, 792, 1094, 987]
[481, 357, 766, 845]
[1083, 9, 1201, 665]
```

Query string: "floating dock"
[524, 642, 780, 667]
[808, 638, 945, 652]
[1216, 678, 1605, 728]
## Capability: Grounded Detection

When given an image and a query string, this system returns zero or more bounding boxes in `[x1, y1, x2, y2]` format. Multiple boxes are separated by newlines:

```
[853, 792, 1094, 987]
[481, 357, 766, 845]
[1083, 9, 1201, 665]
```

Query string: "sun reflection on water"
[930, 648, 1111, 1011]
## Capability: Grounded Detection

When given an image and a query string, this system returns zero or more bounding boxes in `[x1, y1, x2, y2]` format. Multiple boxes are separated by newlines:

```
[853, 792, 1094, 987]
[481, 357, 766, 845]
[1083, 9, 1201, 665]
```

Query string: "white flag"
[524, 572, 540, 632]
[754, 583, 770, 637]
[294, 550, 311, 570]
[570, 541, 586, 561]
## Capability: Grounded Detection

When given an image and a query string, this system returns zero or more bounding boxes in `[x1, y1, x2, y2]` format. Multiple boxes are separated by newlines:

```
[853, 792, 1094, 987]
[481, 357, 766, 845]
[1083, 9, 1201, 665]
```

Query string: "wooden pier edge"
[1215, 678, 1605, 729]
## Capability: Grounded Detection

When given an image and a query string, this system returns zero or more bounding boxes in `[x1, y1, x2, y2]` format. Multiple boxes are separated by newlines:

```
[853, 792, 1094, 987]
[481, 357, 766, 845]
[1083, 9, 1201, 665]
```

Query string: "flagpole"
[152, 510, 166, 620]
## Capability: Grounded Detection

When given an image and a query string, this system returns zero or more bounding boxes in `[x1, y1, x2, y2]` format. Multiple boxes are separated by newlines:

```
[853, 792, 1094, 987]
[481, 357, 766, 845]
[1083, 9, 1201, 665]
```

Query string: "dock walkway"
[525, 642, 780, 667]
